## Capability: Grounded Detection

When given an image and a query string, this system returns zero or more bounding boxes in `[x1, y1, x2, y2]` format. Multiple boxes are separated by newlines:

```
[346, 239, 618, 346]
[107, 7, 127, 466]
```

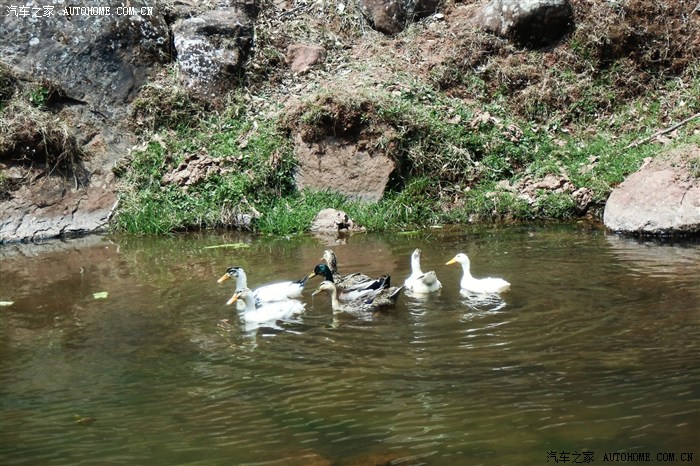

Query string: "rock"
[286, 44, 326, 74]
[0, 175, 117, 243]
[1, 0, 170, 118]
[571, 187, 594, 212]
[172, 7, 254, 96]
[283, 93, 398, 202]
[474, 0, 574, 46]
[221, 202, 260, 231]
[604, 145, 700, 235]
[359, 0, 439, 35]
[292, 134, 396, 202]
[162, 152, 228, 189]
[310, 208, 365, 234]
[1, 2, 170, 243]
[359, 0, 406, 34]
[532, 173, 568, 190]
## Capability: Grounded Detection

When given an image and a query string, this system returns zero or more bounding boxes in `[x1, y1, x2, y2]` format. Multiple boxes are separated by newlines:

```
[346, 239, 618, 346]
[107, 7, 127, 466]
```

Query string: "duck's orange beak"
[226, 293, 240, 306]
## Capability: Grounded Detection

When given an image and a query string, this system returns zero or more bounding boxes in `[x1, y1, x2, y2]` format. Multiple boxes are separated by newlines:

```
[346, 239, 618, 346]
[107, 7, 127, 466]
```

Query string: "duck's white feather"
[218, 267, 307, 310]
[228, 288, 305, 325]
[404, 248, 442, 293]
[252, 280, 305, 302]
[446, 253, 510, 294]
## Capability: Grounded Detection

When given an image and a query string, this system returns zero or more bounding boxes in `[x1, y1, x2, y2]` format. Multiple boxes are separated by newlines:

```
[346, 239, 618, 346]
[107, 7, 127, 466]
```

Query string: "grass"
[108, 0, 700, 237]
[114, 99, 299, 234]
[113, 68, 693, 236]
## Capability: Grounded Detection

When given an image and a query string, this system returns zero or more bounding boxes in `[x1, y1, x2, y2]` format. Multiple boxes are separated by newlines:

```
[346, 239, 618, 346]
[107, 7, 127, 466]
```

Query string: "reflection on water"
[1, 225, 699, 466]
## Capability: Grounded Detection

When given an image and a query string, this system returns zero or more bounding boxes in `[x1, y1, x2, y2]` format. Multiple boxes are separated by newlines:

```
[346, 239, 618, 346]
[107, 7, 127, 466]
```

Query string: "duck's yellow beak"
[307, 271, 317, 280]
[311, 287, 323, 297]
[226, 293, 240, 306]
[217, 273, 230, 283]
[445, 258, 457, 265]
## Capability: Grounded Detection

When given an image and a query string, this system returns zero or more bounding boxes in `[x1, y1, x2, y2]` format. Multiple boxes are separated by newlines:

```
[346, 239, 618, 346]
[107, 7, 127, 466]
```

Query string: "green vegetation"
[111, 0, 700, 236]
[114, 109, 298, 234]
[115, 73, 675, 235]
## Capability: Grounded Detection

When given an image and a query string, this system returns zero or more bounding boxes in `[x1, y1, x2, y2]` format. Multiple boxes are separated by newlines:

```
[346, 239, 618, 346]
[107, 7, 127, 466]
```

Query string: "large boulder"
[359, 0, 440, 35]
[473, 0, 574, 46]
[310, 208, 366, 234]
[293, 134, 396, 202]
[0, 0, 170, 243]
[604, 146, 700, 235]
[1, 0, 170, 118]
[286, 44, 327, 74]
[172, 7, 254, 96]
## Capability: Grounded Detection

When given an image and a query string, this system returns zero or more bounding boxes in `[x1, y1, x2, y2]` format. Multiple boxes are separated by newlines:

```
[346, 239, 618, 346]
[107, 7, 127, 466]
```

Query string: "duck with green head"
[308, 263, 391, 301]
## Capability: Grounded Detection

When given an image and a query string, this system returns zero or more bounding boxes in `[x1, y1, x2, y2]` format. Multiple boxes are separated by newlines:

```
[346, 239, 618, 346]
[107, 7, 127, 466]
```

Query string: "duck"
[321, 249, 375, 289]
[308, 263, 391, 301]
[445, 253, 510, 294]
[217, 266, 308, 307]
[226, 288, 305, 326]
[404, 248, 442, 293]
[312, 280, 403, 315]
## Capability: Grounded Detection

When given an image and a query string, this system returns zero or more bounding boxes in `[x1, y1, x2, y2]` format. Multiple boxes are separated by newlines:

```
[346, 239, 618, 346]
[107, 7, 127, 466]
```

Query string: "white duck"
[445, 253, 510, 294]
[218, 266, 308, 310]
[404, 248, 442, 293]
[226, 288, 305, 326]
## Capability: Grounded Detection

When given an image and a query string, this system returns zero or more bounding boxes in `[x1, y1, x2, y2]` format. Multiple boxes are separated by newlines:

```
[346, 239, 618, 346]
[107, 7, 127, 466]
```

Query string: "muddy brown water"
[1, 224, 699, 465]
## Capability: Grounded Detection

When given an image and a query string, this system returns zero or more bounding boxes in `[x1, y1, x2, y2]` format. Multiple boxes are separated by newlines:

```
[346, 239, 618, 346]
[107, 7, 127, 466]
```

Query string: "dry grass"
[0, 71, 86, 196]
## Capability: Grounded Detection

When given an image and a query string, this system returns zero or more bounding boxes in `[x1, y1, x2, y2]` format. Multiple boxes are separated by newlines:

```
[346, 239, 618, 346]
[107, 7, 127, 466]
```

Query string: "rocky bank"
[1, 0, 699, 242]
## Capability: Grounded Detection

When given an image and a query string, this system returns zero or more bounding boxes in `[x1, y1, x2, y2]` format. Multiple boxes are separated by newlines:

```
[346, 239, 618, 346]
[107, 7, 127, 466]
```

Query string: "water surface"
[1, 224, 699, 465]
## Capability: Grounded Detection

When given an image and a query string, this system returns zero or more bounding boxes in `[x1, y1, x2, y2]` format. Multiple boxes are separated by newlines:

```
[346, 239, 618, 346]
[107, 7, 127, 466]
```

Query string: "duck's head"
[218, 266, 244, 283]
[308, 264, 334, 282]
[446, 253, 470, 266]
[412, 248, 422, 260]
[311, 280, 337, 297]
[322, 249, 338, 271]
[226, 288, 252, 306]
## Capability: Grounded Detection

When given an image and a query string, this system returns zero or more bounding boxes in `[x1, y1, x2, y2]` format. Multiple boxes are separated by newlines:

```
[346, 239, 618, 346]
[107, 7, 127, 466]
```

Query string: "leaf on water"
[203, 243, 251, 250]
[75, 415, 97, 425]
[398, 230, 421, 236]
[0, 301, 14, 307]
[92, 291, 109, 300]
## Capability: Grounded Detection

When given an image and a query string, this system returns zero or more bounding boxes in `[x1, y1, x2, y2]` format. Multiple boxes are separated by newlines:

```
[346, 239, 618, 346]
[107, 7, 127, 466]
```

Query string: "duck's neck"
[240, 294, 257, 312]
[236, 270, 248, 289]
[411, 255, 424, 276]
[327, 254, 339, 275]
[320, 267, 335, 282]
[329, 286, 342, 311]
[460, 261, 473, 280]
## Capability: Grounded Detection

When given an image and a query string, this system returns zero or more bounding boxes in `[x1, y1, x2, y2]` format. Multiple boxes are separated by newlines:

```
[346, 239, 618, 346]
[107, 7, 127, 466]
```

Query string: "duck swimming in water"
[445, 253, 510, 294]
[312, 280, 403, 315]
[226, 288, 305, 327]
[308, 263, 391, 302]
[218, 266, 308, 310]
[404, 248, 442, 293]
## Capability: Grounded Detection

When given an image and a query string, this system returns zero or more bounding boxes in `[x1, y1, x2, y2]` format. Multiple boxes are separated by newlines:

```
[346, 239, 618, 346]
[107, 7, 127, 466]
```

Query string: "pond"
[1, 224, 699, 465]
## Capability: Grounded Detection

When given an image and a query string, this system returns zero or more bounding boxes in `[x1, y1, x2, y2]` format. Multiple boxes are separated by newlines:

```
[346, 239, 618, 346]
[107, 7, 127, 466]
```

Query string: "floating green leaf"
[0, 301, 14, 307]
[203, 243, 250, 250]
[92, 292, 109, 300]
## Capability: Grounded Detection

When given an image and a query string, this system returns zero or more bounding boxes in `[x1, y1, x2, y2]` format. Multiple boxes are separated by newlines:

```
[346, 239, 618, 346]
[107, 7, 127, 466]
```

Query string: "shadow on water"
[1, 224, 698, 465]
